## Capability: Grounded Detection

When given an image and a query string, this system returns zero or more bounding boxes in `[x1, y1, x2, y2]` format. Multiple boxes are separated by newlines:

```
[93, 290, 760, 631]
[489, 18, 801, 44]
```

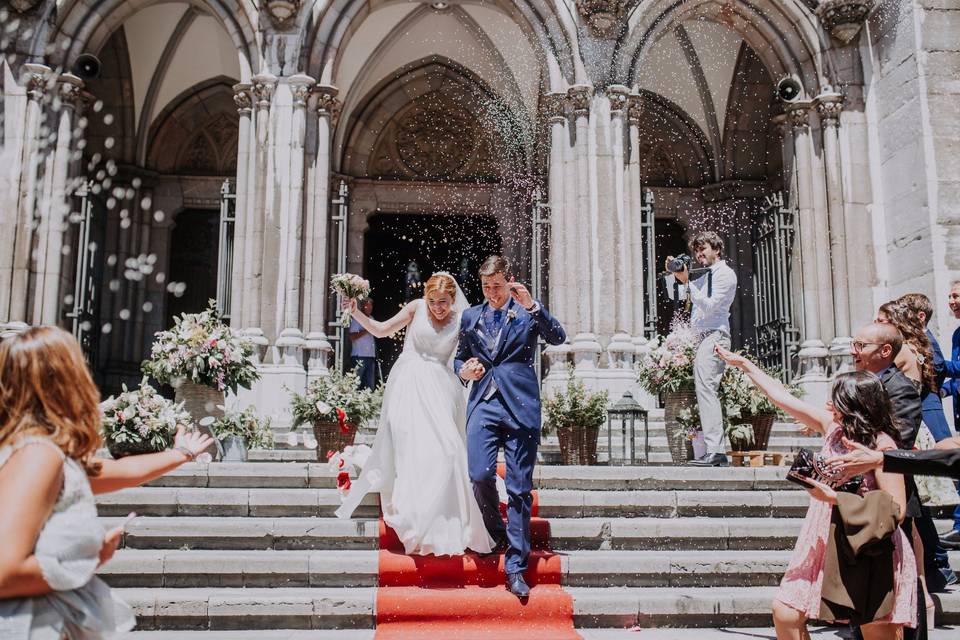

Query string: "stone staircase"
[97, 452, 960, 637]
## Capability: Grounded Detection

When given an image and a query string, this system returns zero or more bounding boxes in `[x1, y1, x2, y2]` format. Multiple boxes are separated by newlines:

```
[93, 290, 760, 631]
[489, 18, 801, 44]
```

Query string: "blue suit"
[454, 298, 565, 574]
[940, 326, 960, 533]
[923, 329, 952, 441]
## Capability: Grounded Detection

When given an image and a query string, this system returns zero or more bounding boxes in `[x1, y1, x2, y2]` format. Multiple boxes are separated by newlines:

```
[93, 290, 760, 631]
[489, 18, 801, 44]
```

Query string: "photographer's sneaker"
[688, 452, 729, 467]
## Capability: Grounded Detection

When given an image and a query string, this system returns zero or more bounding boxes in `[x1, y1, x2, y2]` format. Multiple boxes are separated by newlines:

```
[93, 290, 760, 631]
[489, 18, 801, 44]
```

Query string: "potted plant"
[675, 405, 706, 460]
[142, 300, 260, 458]
[100, 378, 192, 459]
[719, 359, 801, 451]
[209, 407, 273, 462]
[636, 320, 699, 464]
[290, 369, 383, 461]
[543, 377, 609, 465]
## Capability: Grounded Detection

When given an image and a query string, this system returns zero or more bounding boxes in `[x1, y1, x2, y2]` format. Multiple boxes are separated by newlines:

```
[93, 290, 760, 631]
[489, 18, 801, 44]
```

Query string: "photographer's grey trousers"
[694, 330, 730, 455]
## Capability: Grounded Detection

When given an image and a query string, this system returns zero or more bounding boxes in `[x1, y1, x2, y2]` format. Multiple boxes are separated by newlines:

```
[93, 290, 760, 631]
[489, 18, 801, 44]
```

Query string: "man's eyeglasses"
[851, 341, 884, 353]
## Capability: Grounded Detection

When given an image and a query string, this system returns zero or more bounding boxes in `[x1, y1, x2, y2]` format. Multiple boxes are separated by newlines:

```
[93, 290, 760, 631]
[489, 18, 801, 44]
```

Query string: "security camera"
[71, 54, 102, 80]
[775, 77, 803, 103]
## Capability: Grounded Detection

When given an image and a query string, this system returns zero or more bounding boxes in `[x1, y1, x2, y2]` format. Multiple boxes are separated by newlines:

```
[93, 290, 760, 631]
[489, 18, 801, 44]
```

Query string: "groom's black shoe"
[505, 572, 530, 598]
[688, 453, 729, 467]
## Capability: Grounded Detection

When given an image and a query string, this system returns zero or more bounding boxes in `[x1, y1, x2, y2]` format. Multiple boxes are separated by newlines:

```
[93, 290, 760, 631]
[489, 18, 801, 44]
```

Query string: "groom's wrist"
[525, 301, 540, 313]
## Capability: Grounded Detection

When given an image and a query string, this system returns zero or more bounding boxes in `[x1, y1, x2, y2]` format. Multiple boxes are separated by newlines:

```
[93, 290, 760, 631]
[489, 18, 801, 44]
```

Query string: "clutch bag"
[786, 447, 864, 494]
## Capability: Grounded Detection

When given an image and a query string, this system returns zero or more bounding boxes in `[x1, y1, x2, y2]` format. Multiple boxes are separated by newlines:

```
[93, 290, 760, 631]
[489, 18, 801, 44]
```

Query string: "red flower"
[337, 471, 351, 492]
[338, 458, 345, 469]
[335, 407, 348, 434]
[326, 450, 336, 460]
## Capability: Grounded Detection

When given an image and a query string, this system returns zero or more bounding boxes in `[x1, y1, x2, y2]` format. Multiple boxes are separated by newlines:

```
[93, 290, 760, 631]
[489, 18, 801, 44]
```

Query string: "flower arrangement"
[210, 407, 274, 449]
[327, 444, 372, 495]
[635, 320, 699, 394]
[675, 406, 702, 442]
[718, 355, 802, 449]
[330, 273, 371, 327]
[542, 377, 609, 435]
[101, 378, 192, 458]
[290, 369, 383, 430]
[141, 300, 259, 394]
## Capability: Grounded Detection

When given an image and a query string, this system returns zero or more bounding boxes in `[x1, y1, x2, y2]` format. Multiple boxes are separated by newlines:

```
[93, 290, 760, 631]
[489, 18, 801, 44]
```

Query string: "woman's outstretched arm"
[715, 345, 832, 435]
[89, 426, 213, 494]
[344, 299, 416, 338]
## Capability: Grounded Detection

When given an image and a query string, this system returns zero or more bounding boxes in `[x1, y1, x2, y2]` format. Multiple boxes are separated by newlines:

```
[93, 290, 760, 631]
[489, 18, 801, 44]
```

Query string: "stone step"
[103, 516, 956, 551]
[96, 486, 812, 519]
[112, 586, 960, 630]
[147, 462, 801, 491]
[99, 548, 960, 589]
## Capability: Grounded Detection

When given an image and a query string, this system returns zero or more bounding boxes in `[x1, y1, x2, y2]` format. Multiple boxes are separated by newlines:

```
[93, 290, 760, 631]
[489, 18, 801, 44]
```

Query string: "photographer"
[666, 231, 738, 466]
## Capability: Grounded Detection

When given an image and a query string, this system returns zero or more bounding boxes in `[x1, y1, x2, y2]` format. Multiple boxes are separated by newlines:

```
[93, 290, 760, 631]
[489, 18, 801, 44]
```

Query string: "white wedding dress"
[335, 296, 494, 556]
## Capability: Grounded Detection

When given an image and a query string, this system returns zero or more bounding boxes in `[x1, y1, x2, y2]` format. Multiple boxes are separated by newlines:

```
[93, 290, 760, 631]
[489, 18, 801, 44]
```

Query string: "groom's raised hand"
[459, 357, 485, 382]
[508, 282, 535, 310]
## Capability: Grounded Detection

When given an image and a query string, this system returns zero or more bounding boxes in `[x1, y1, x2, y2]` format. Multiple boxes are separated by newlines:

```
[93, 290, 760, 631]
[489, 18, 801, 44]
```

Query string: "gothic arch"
[634, 90, 715, 188]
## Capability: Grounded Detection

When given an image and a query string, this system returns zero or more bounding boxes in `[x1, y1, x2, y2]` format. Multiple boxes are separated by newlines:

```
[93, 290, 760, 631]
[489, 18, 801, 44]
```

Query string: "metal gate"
[66, 180, 98, 362]
[216, 179, 236, 322]
[751, 192, 799, 380]
[329, 180, 350, 372]
[639, 189, 658, 338]
[531, 186, 549, 379]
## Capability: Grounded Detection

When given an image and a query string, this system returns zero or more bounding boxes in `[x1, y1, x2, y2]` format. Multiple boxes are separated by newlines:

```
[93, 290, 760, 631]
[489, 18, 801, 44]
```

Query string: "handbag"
[786, 447, 864, 494]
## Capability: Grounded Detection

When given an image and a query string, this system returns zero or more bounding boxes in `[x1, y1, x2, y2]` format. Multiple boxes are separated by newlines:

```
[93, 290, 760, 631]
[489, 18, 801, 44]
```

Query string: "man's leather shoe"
[506, 572, 530, 598]
[688, 453, 729, 467]
[940, 528, 960, 550]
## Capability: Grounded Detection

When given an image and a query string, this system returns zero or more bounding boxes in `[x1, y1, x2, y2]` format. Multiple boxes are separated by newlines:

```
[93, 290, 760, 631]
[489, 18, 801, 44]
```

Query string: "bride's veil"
[432, 271, 470, 314]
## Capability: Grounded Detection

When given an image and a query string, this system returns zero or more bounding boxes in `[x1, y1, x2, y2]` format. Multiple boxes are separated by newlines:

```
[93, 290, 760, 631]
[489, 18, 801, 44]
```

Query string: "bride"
[336, 272, 494, 556]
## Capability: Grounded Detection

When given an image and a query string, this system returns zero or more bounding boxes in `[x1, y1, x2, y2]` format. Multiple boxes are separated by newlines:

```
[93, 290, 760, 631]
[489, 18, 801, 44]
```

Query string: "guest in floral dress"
[0, 327, 213, 639]
[716, 346, 917, 640]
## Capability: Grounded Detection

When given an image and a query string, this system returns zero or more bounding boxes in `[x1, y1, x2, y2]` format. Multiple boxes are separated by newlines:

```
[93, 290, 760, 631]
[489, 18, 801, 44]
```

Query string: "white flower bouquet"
[327, 444, 372, 495]
[635, 320, 699, 394]
[142, 300, 260, 394]
[101, 378, 192, 458]
[330, 272, 371, 327]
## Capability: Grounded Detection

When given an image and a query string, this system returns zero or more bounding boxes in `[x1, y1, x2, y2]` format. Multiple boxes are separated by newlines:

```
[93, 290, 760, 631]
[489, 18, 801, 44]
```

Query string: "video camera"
[666, 254, 692, 273]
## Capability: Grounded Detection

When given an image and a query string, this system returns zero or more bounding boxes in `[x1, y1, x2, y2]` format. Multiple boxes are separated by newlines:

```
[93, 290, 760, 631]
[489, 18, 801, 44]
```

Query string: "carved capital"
[788, 103, 812, 130]
[288, 74, 316, 108]
[816, 0, 875, 44]
[627, 93, 644, 126]
[542, 92, 567, 124]
[771, 113, 791, 140]
[312, 84, 341, 125]
[233, 83, 253, 114]
[815, 92, 844, 127]
[265, 0, 300, 28]
[606, 84, 630, 116]
[576, 0, 626, 38]
[567, 84, 593, 117]
[57, 73, 84, 110]
[9, 0, 43, 13]
[22, 63, 51, 103]
[251, 74, 278, 109]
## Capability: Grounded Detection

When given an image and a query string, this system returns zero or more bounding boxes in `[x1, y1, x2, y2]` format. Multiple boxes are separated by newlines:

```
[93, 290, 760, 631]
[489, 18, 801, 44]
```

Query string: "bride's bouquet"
[330, 273, 371, 327]
[327, 444, 372, 496]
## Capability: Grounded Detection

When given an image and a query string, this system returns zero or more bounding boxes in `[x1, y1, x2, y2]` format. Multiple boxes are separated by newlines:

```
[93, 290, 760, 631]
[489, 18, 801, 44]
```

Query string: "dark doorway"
[363, 213, 502, 377]
[653, 218, 689, 337]
[166, 209, 220, 327]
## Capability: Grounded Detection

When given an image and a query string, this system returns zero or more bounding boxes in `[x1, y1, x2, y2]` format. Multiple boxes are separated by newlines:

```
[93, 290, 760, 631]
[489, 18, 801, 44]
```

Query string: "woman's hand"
[824, 437, 884, 480]
[714, 344, 750, 370]
[801, 476, 838, 505]
[173, 424, 214, 460]
[98, 526, 123, 566]
[934, 436, 960, 451]
[341, 298, 358, 314]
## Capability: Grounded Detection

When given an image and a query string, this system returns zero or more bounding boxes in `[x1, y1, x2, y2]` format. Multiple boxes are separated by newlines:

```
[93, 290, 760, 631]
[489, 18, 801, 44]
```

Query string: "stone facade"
[1, 0, 959, 424]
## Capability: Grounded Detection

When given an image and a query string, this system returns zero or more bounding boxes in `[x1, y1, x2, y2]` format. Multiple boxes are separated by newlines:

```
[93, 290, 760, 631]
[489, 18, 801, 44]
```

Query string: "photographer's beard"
[694, 246, 721, 268]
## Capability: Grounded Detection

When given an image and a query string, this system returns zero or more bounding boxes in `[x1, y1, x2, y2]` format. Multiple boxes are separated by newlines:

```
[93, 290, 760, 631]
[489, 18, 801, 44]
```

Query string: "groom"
[455, 255, 566, 597]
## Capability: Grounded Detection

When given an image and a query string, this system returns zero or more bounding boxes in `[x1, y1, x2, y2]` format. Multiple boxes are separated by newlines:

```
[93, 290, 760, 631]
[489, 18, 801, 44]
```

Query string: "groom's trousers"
[467, 393, 538, 575]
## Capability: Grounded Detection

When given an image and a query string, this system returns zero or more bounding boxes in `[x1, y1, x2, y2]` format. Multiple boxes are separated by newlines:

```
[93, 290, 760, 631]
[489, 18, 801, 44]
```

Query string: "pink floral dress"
[775, 426, 917, 626]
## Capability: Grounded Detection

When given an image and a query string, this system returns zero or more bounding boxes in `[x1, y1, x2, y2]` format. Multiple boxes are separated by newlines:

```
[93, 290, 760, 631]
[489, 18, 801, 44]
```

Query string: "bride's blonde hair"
[423, 273, 457, 301]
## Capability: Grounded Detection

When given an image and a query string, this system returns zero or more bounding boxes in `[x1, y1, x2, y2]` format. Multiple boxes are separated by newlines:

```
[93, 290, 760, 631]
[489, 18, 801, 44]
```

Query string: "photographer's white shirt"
[687, 259, 737, 335]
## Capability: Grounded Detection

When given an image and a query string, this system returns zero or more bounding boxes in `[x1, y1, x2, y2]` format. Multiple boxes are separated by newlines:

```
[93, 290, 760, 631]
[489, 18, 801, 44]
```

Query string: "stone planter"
[220, 435, 248, 462]
[556, 423, 599, 465]
[312, 420, 358, 461]
[175, 381, 224, 460]
[728, 413, 776, 451]
[663, 387, 697, 465]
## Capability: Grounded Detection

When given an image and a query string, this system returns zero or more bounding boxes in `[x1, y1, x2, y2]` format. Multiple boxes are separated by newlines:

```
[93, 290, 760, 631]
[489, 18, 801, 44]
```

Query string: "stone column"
[627, 94, 647, 344]
[8, 64, 50, 324]
[303, 85, 338, 381]
[790, 103, 830, 403]
[817, 92, 853, 368]
[567, 84, 601, 373]
[542, 92, 571, 389]
[230, 83, 253, 327]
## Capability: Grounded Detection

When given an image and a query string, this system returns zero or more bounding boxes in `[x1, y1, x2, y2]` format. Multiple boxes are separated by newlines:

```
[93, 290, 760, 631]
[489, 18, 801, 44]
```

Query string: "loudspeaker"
[775, 77, 803, 103]
[71, 54, 102, 80]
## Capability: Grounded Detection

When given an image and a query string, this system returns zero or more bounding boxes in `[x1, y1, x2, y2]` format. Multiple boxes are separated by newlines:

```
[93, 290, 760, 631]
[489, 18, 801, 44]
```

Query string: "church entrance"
[363, 213, 502, 377]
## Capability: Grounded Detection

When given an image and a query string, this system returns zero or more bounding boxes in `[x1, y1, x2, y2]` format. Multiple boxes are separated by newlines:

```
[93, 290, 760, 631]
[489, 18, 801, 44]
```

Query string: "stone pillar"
[790, 103, 830, 404]
[303, 85, 338, 382]
[542, 92, 571, 389]
[8, 64, 50, 324]
[817, 91, 853, 369]
[567, 84, 601, 373]
[230, 83, 253, 327]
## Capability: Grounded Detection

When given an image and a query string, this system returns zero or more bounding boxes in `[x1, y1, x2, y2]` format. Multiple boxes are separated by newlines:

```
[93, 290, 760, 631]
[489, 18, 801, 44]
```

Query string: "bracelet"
[173, 446, 196, 461]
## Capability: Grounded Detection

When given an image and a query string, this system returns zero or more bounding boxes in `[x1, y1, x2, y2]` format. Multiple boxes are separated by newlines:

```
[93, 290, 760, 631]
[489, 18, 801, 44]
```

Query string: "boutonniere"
[506, 309, 518, 322]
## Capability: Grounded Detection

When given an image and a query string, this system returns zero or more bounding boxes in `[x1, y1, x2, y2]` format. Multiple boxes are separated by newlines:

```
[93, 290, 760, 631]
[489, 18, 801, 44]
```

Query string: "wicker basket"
[107, 437, 168, 459]
[556, 423, 599, 465]
[728, 413, 776, 451]
[174, 381, 225, 460]
[312, 420, 358, 461]
[663, 387, 698, 465]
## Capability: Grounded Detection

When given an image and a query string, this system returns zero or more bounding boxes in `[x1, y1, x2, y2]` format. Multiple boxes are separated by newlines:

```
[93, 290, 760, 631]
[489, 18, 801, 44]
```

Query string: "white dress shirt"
[687, 259, 737, 335]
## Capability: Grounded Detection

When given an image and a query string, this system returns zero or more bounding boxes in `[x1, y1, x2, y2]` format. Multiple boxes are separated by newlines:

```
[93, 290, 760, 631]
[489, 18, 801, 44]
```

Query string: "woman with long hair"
[0, 326, 212, 638]
[877, 300, 936, 394]
[715, 345, 916, 640]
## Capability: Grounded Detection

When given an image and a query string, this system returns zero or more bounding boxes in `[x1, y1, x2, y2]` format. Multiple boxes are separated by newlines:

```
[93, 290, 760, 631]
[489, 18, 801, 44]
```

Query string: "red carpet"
[374, 464, 581, 639]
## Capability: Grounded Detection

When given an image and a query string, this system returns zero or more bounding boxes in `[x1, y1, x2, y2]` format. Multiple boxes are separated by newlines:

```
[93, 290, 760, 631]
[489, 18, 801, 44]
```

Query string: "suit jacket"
[945, 326, 960, 426]
[921, 329, 952, 440]
[454, 299, 566, 430]
[879, 364, 921, 449]
[883, 448, 960, 479]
